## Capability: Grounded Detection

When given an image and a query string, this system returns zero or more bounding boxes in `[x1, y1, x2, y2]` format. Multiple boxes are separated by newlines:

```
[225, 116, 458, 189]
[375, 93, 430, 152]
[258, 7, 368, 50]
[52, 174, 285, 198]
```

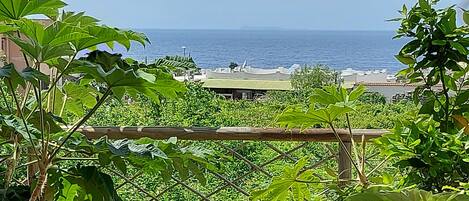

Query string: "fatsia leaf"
[0, 115, 40, 140]
[20, 67, 49, 87]
[0, 24, 17, 33]
[349, 85, 366, 101]
[28, 111, 63, 134]
[72, 51, 186, 103]
[0, 0, 66, 20]
[71, 26, 148, 51]
[59, 11, 99, 27]
[277, 106, 322, 129]
[278, 104, 353, 128]
[8, 19, 88, 61]
[93, 138, 168, 159]
[0, 63, 25, 90]
[419, 0, 430, 11]
[464, 10, 469, 25]
[62, 165, 122, 201]
[155, 55, 197, 71]
[56, 179, 82, 201]
[62, 83, 99, 116]
[251, 157, 319, 201]
[187, 160, 207, 185]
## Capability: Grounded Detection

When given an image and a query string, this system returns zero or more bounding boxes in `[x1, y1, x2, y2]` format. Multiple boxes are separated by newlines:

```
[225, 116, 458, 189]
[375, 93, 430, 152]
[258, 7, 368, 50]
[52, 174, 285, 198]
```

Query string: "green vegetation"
[375, 0, 469, 192]
[0, 1, 208, 201]
[1, 0, 469, 200]
[88, 83, 412, 129]
[251, 0, 469, 200]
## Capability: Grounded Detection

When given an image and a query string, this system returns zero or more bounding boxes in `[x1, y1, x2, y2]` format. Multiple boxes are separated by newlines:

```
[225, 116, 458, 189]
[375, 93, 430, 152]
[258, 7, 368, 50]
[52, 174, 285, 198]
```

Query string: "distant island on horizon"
[132, 27, 397, 32]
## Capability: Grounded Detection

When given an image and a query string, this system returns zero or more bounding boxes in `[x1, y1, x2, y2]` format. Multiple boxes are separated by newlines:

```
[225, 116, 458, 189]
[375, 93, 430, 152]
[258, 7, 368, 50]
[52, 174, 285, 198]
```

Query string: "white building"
[174, 65, 423, 102]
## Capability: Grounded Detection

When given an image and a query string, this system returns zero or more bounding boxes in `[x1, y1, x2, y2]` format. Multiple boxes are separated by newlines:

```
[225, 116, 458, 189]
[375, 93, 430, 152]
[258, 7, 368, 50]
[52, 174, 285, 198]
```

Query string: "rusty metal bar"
[266, 142, 297, 162]
[207, 143, 307, 197]
[155, 182, 180, 199]
[209, 170, 250, 196]
[215, 142, 272, 177]
[107, 168, 158, 200]
[77, 127, 387, 142]
[116, 171, 144, 190]
[171, 176, 210, 201]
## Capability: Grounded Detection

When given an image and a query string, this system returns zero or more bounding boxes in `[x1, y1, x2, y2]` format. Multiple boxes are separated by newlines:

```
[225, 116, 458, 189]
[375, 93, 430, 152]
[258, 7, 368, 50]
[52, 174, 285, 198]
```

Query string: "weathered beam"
[338, 142, 352, 186]
[77, 127, 388, 142]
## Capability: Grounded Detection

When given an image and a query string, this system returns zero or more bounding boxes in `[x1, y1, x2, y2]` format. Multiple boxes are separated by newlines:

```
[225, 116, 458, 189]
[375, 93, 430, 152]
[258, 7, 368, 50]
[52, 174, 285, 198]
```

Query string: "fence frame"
[77, 127, 388, 200]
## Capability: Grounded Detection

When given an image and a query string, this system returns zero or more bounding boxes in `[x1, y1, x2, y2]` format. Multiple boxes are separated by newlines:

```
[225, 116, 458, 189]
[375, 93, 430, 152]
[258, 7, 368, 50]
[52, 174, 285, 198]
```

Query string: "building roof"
[202, 79, 292, 91]
[358, 82, 444, 88]
[359, 82, 421, 87]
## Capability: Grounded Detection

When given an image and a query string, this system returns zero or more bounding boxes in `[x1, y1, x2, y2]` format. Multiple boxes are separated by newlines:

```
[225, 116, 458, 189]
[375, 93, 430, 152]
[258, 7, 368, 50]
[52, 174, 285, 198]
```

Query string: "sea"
[113, 29, 408, 73]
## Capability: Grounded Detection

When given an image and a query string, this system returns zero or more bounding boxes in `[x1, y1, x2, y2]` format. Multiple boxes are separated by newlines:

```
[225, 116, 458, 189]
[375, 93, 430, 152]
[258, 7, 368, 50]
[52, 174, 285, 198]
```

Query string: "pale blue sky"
[65, 0, 463, 30]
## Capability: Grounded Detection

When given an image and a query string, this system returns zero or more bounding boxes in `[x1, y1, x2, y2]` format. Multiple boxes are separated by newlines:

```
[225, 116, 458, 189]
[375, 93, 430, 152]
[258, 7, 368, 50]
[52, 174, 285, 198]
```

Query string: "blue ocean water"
[115, 29, 408, 72]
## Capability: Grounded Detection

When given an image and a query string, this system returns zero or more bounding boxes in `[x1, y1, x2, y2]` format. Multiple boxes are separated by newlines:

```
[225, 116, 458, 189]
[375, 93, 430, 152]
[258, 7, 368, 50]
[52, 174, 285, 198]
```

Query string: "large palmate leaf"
[62, 83, 99, 116]
[0, 114, 40, 140]
[278, 85, 364, 129]
[28, 111, 63, 134]
[70, 51, 186, 103]
[310, 85, 365, 109]
[278, 104, 354, 129]
[0, 0, 66, 20]
[151, 137, 216, 184]
[0, 23, 18, 33]
[251, 157, 323, 201]
[0, 63, 49, 91]
[20, 66, 49, 86]
[8, 19, 91, 62]
[0, 63, 25, 90]
[59, 11, 99, 27]
[155, 55, 198, 71]
[56, 165, 122, 201]
[71, 25, 149, 51]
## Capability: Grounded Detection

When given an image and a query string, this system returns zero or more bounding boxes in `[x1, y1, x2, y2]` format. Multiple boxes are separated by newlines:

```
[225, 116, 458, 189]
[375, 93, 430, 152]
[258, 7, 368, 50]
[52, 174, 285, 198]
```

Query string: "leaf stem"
[328, 122, 363, 182]
[49, 87, 112, 161]
[25, 53, 77, 121]
[44, 53, 77, 98]
[438, 66, 450, 131]
[0, 84, 12, 113]
[6, 79, 40, 159]
[345, 114, 362, 174]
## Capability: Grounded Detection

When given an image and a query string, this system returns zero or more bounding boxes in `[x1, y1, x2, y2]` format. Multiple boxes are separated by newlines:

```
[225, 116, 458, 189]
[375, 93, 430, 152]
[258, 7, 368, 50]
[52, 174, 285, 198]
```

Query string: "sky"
[65, 0, 463, 31]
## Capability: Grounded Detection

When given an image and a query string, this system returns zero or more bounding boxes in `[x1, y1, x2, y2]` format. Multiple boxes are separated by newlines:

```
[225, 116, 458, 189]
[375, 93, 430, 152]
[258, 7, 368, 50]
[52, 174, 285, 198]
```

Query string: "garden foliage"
[0, 1, 210, 200]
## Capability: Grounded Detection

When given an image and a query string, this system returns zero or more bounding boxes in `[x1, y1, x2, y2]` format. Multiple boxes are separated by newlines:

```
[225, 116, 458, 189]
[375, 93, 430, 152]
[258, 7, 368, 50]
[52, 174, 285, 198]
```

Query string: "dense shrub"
[158, 83, 222, 127]
[358, 92, 387, 104]
[88, 82, 413, 130]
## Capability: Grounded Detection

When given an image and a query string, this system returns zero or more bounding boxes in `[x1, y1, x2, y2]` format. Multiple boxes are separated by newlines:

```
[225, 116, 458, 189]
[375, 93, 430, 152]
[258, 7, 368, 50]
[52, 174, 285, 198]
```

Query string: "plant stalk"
[438, 66, 451, 131]
[345, 114, 362, 174]
[49, 88, 112, 161]
[7, 79, 41, 159]
[0, 84, 12, 113]
[328, 122, 367, 185]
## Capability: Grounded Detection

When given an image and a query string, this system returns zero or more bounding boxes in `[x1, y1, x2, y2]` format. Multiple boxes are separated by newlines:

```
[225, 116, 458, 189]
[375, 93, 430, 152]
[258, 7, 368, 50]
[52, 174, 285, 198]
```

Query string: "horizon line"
[126, 27, 397, 32]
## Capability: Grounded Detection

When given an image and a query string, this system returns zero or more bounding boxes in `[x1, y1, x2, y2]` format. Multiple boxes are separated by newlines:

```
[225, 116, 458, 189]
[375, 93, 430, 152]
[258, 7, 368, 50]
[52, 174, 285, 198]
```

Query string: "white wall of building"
[364, 85, 416, 102]
[207, 71, 290, 81]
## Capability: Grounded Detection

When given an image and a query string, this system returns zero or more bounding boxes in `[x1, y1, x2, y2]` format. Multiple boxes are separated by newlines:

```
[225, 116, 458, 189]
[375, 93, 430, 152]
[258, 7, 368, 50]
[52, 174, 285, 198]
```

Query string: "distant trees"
[359, 92, 387, 104]
[229, 62, 239, 71]
[290, 64, 340, 99]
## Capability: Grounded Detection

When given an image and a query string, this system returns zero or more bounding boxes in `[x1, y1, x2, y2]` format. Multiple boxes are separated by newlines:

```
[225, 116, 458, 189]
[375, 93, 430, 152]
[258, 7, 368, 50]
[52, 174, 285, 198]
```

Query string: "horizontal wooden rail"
[77, 127, 389, 142]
